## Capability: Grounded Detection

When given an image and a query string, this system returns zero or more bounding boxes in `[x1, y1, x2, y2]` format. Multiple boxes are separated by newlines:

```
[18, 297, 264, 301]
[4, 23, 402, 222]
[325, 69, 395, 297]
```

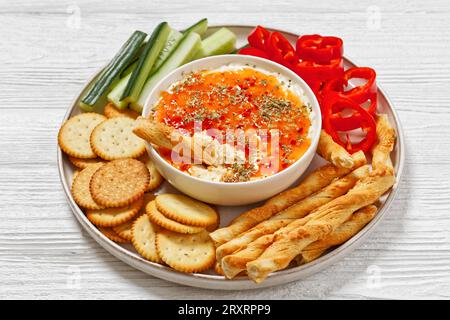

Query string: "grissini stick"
[217, 165, 369, 264]
[220, 166, 369, 278]
[210, 151, 367, 246]
[246, 174, 395, 283]
[317, 130, 354, 169]
[371, 114, 396, 176]
[133, 116, 217, 166]
[133, 116, 178, 150]
[220, 169, 373, 279]
[298, 205, 377, 264]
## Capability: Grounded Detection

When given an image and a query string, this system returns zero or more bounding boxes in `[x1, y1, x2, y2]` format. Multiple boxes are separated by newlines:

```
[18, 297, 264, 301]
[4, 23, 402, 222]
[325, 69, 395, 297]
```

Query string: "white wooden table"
[1, 0, 449, 299]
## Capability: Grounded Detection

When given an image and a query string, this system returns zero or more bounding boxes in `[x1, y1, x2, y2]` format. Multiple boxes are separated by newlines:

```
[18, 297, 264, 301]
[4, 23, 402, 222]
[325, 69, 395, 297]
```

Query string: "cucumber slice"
[80, 75, 120, 112]
[121, 22, 171, 104]
[119, 40, 147, 78]
[121, 60, 138, 78]
[109, 28, 180, 109]
[152, 29, 183, 72]
[79, 30, 146, 111]
[133, 31, 202, 112]
[193, 27, 236, 60]
[107, 73, 132, 109]
[183, 18, 208, 36]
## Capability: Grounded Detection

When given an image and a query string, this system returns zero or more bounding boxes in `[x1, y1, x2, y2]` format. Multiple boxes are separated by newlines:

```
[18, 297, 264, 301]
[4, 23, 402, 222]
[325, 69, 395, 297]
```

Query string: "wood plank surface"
[1, 0, 449, 299]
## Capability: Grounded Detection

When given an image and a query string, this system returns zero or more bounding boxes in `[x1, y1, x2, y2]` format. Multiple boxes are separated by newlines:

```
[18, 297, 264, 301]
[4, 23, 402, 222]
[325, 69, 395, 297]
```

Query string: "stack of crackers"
[58, 103, 218, 274]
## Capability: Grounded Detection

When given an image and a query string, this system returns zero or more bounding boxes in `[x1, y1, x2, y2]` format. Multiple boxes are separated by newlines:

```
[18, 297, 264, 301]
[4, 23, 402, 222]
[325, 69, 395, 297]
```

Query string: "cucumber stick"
[153, 29, 183, 71]
[107, 73, 132, 109]
[193, 27, 236, 60]
[79, 30, 146, 111]
[183, 18, 208, 36]
[121, 22, 171, 104]
[121, 60, 138, 78]
[132, 32, 202, 112]
[108, 27, 180, 109]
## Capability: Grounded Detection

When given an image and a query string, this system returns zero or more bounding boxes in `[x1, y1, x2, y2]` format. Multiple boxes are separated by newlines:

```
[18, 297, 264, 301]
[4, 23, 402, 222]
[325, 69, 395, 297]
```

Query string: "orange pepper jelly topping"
[152, 67, 312, 181]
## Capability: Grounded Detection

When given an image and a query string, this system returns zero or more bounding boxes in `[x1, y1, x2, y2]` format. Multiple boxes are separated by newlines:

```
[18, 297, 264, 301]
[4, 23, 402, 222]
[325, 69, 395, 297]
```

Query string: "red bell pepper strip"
[237, 47, 270, 59]
[248, 25, 271, 51]
[322, 93, 377, 153]
[321, 67, 377, 119]
[266, 32, 298, 67]
[342, 67, 377, 105]
[296, 35, 343, 64]
[293, 58, 344, 95]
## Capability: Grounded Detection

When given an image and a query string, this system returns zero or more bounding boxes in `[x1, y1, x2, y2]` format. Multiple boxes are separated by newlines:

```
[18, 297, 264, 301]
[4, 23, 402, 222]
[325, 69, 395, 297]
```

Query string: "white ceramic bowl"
[142, 55, 321, 205]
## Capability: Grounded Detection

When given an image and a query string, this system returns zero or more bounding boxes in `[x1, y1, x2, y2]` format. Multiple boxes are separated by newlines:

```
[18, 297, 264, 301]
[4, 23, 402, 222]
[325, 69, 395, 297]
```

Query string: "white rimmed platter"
[57, 25, 405, 290]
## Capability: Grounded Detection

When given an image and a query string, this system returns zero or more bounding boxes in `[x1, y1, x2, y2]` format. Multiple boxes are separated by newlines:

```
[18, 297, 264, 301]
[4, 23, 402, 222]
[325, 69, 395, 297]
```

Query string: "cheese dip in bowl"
[142, 55, 321, 205]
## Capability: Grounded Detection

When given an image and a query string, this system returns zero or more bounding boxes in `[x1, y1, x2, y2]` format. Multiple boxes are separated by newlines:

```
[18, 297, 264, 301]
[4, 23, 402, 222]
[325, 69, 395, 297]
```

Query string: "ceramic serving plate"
[58, 25, 405, 290]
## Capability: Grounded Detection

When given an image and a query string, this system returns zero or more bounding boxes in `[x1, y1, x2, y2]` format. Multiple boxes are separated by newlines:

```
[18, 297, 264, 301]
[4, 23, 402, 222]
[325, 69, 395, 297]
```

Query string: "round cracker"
[86, 196, 144, 227]
[72, 170, 80, 187]
[155, 194, 218, 227]
[113, 193, 155, 241]
[132, 214, 161, 263]
[90, 117, 146, 160]
[90, 159, 149, 208]
[58, 113, 106, 158]
[98, 227, 129, 243]
[156, 230, 215, 273]
[147, 200, 204, 234]
[112, 217, 136, 242]
[71, 163, 105, 210]
[139, 155, 164, 191]
[68, 156, 106, 169]
[104, 102, 140, 120]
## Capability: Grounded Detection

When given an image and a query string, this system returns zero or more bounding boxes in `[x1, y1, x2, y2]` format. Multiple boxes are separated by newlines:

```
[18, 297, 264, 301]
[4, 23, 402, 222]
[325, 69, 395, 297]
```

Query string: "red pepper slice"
[237, 47, 270, 59]
[322, 67, 377, 104]
[296, 35, 343, 64]
[266, 32, 298, 67]
[342, 67, 377, 105]
[248, 25, 271, 51]
[293, 58, 344, 95]
[322, 93, 376, 153]
[321, 67, 377, 124]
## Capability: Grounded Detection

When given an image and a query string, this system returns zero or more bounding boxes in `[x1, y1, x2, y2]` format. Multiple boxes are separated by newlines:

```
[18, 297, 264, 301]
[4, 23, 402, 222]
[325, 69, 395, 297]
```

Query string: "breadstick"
[221, 234, 275, 278]
[133, 117, 217, 165]
[371, 114, 396, 176]
[318, 130, 354, 169]
[246, 174, 395, 283]
[133, 117, 178, 150]
[299, 205, 377, 263]
[220, 166, 371, 278]
[217, 165, 369, 263]
[210, 151, 366, 246]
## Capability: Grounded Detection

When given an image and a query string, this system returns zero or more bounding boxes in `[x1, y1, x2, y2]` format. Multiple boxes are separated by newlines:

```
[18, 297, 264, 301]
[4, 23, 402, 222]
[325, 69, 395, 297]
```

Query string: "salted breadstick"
[299, 205, 377, 263]
[221, 234, 275, 279]
[318, 130, 354, 169]
[217, 165, 369, 263]
[210, 151, 367, 246]
[371, 114, 396, 176]
[221, 188, 357, 279]
[220, 166, 371, 278]
[133, 117, 220, 166]
[133, 117, 177, 150]
[246, 174, 395, 283]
